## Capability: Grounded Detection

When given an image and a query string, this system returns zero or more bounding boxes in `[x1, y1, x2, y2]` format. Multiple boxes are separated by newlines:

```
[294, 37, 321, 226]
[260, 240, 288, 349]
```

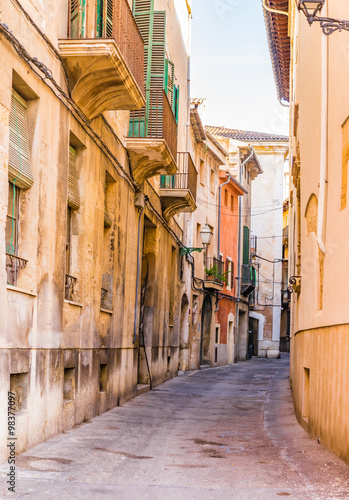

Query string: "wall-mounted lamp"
[200, 224, 213, 250]
[298, 0, 349, 35]
[179, 224, 213, 256]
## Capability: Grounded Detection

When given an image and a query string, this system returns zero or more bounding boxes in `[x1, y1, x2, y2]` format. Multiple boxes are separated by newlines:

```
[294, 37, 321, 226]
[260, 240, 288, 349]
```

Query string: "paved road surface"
[1, 355, 349, 499]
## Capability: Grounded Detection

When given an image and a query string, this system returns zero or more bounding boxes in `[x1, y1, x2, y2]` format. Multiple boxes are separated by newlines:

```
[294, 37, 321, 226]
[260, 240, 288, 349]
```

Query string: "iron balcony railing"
[129, 89, 178, 162]
[241, 264, 256, 287]
[283, 225, 289, 245]
[65, 274, 78, 301]
[204, 257, 225, 285]
[6, 253, 28, 286]
[160, 152, 197, 200]
[67, 0, 145, 94]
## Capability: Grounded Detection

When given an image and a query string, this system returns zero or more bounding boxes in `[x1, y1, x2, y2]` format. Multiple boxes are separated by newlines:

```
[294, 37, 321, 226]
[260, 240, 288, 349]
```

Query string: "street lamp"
[298, 0, 349, 35]
[200, 224, 213, 250]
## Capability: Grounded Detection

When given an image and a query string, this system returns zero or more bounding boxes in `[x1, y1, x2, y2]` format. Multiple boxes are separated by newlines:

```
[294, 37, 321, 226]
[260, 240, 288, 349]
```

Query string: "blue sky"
[190, 0, 289, 135]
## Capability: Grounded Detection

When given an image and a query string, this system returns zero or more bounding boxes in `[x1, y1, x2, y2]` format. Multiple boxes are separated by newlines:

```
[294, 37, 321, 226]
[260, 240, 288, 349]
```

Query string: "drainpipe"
[133, 206, 145, 344]
[317, 2, 328, 256]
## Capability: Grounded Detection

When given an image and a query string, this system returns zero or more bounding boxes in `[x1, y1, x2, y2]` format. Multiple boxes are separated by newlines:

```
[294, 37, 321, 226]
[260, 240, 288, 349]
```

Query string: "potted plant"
[204, 264, 231, 285]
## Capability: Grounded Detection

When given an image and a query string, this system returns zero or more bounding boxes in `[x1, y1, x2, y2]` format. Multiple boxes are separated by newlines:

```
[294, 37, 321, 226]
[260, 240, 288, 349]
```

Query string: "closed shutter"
[8, 90, 34, 190]
[165, 59, 175, 107]
[133, 1, 165, 137]
[243, 226, 249, 265]
[68, 146, 80, 210]
[70, 0, 86, 38]
[104, 182, 112, 228]
[173, 84, 179, 123]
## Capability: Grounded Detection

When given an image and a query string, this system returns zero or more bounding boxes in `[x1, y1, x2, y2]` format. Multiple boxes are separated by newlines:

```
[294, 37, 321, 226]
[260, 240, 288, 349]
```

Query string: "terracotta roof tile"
[263, 0, 290, 102]
[205, 125, 288, 142]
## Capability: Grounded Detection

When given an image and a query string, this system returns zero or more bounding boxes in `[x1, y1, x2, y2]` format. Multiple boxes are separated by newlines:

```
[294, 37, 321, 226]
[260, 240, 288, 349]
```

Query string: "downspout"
[133, 206, 145, 344]
[317, 3, 328, 256]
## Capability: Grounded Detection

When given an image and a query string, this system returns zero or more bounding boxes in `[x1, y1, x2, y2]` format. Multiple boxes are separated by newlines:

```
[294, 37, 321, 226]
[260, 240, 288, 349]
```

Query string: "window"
[231, 195, 234, 212]
[10, 373, 29, 413]
[96, 0, 114, 38]
[226, 257, 234, 290]
[6, 89, 34, 286]
[210, 169, 215, 192]
[200, 160, 205, 185]
[63, 368, 76, 401]
[196, 223, 201, 248]
[69, 0, 86, 38]
[99, 364, 108, 393]
[243, 226, 250, 265]
[224, 189, 229, 207]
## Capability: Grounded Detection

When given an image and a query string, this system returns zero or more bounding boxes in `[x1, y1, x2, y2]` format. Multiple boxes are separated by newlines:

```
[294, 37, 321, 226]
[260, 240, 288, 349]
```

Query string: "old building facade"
[265, 0, 349, 462]
[0, 0, 194, 460]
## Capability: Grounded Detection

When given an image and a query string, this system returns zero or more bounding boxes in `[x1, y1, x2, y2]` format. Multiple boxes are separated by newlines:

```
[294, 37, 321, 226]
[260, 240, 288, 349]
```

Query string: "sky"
[190, 0, 289, 136]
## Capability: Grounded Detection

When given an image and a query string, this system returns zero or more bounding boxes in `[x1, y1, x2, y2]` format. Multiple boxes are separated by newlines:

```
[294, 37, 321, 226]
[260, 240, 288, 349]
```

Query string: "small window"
[200, 160, 205, 185]
[231, 195, 234, 211]
[63, 368, 76, 401]
[224, 189, 229, 207]
[196, 223, 201, 248]
[99, 364, 108, 393]
[210, 169, 215, 192]
[6, 183, 22, 286]
[10, 373, 29, 412]
[215, 326, 220, 344]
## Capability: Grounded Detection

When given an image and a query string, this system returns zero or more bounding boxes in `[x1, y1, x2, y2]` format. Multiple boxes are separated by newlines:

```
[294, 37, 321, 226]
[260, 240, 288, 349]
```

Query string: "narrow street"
[2, 356, 348, 500]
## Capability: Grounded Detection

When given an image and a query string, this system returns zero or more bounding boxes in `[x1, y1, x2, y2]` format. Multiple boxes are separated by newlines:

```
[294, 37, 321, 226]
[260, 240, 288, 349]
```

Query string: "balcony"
[283, 225, 289, 245]
[6, 253, 27, 286]
[126, 89, 178, 185]
[241, 264, 256, 296]
[203, 257, 224, 292]
[58, 0, 145, 120]
[159, 152, 197, 219]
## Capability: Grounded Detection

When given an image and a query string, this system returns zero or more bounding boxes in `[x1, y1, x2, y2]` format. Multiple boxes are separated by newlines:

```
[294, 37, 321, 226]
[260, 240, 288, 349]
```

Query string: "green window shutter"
[133, 1, 166, 137]
[173, 84, 179, 122]
[165, 59, 175, 107]
[97, 0, 113, 38]
[70, 0, 86, 38]
[68, 146, 80, 210]
[8, 90, 34, 190]
[243, 226, 249, 265]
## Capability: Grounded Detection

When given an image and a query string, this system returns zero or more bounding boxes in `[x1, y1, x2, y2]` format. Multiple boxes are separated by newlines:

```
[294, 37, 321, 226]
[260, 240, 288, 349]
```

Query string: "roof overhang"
[263, 0, 290, 103]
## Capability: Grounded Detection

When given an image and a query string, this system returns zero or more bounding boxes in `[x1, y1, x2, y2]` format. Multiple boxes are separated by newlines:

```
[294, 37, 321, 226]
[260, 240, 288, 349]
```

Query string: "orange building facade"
[215, 171, 246, 365]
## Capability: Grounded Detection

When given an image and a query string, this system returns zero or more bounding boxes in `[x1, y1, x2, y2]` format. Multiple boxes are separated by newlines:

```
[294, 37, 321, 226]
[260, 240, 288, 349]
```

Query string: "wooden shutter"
[173, 84, 179, 123]
[105, 0, 114, 37]
[165, 59, 175, 107]
[68, 146, 80, 210]
[133, 1, 165, 137]
[243, 226, 249, 265]
[69, 0, 86, 38]
[8, 91, 34, 190]
[104, 182, 112, 228]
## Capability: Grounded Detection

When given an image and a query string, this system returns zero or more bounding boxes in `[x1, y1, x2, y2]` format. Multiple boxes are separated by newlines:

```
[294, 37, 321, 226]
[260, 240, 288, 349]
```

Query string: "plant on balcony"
[204, 264, 231, 285]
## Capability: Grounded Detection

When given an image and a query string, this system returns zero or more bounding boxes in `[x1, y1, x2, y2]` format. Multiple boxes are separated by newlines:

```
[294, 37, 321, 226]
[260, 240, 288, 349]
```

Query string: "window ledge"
[100, 308, 113, 315]
[226, 286, 231, 291]
[6, 285, 37, 297]
[64, 299, 83, 308]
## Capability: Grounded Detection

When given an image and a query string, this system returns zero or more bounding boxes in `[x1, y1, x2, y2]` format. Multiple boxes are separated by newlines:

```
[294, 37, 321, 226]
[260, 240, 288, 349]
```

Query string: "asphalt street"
[1, 354, 349, 499]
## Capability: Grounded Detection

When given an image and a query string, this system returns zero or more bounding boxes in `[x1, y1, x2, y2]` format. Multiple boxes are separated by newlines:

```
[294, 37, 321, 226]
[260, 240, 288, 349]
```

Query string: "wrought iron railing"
[67, 0, 145, 94]
[129, 89, 178, 162]
[6, 253, 28, 286]
[160, 152, 197, 201]
[65, 274, 78, 301]
[283, 225, 289, 245]
[204, 257, 225, 285]
[241, 264, 256, 287]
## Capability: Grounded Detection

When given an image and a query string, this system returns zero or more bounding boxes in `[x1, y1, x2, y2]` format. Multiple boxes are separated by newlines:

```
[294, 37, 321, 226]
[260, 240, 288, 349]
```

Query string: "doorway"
[200, 294, 212, 365]
[179, 294, 189, 371]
